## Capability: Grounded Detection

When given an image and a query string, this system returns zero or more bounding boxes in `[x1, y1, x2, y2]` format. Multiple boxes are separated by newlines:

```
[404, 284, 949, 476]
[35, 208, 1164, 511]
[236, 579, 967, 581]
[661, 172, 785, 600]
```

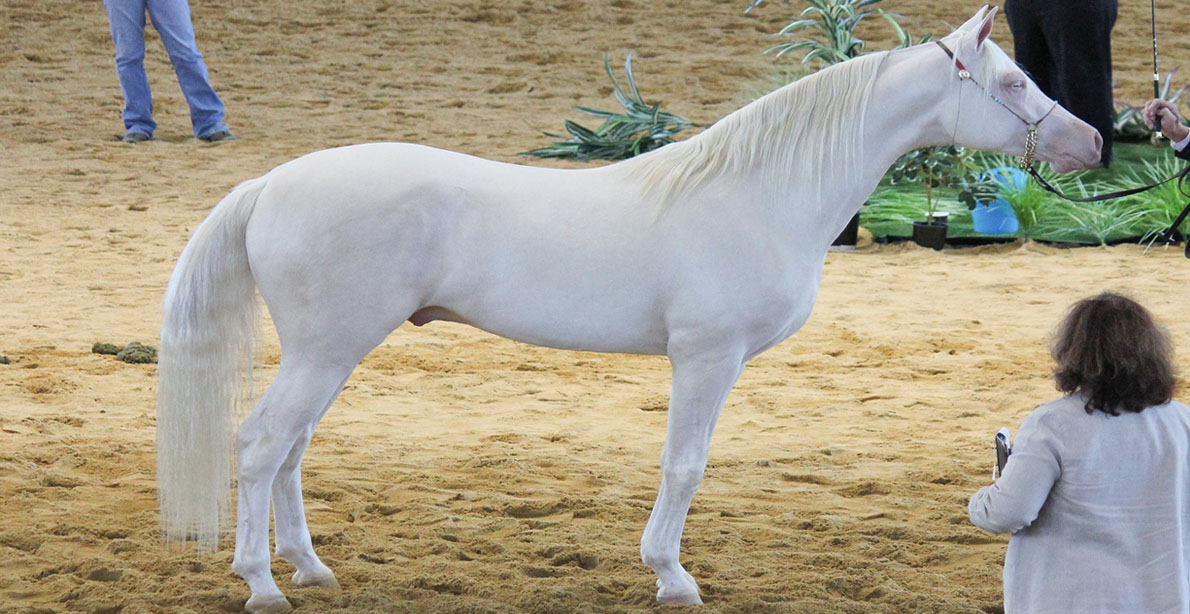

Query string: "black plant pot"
[912, 220, 948, 250]
[831, 212, 860, 249]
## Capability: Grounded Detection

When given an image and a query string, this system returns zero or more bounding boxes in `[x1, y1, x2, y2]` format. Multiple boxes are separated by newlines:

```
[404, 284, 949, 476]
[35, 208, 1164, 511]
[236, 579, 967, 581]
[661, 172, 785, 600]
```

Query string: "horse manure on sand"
[92, 341, 158, 364]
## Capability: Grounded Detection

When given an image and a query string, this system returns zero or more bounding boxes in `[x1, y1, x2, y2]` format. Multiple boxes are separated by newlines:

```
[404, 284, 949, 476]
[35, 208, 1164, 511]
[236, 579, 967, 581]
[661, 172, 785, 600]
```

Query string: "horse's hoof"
[292, 569, 340, 589]
[244, 594, 292, 614]
[657, 589, 704, 606]
[656, 577, 703, 606]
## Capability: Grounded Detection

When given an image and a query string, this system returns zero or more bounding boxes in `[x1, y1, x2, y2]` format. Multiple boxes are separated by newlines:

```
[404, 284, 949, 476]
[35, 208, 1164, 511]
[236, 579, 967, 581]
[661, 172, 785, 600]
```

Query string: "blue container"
[972, 197, 1020, 234]
[970, 167, 1024, 234]
[987, 166, 1027, 192]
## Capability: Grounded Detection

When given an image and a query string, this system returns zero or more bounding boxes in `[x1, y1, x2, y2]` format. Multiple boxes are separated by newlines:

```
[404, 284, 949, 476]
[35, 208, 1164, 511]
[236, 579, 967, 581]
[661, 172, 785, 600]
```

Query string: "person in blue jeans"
[103, 0, 235, 143]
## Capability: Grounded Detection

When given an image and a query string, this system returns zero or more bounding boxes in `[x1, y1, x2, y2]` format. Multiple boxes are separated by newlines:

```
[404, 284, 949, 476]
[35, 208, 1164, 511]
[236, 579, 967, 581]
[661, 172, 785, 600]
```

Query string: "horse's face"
[942, 6, 1101, 172]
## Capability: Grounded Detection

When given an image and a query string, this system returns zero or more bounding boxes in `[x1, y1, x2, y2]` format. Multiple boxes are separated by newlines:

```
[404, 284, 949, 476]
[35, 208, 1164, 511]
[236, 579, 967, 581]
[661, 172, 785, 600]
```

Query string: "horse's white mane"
[616, 24, 1017, 213]
[617, 50, 889, 211]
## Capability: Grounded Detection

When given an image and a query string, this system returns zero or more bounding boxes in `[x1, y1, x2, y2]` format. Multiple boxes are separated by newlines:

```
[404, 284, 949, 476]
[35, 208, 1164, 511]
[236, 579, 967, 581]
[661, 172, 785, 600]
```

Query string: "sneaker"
[199, 130, 236, 143]
[121, 131, 152, 144]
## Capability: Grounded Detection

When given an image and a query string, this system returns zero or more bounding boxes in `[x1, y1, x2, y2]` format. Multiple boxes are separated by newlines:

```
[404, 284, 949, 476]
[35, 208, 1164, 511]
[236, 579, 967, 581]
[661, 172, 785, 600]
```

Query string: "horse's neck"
[860, 49, 955, 183]
[803, 49, 956, 207]
[727, 49, 953, 241]
[777, 49, 955, 238]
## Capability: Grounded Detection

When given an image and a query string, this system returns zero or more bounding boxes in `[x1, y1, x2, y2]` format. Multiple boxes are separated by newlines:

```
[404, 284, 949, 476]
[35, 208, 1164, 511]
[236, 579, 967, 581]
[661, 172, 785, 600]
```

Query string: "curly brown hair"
[1052, 292, 1176, 415]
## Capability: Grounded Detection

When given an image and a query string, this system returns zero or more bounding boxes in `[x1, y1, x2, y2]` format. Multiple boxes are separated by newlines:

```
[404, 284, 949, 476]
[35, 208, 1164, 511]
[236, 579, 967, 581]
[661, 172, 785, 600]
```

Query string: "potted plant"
[889, 145, 976, 250]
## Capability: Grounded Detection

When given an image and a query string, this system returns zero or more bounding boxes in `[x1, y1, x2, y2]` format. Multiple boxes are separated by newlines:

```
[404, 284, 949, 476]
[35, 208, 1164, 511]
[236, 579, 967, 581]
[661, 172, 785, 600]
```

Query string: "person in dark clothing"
[1004, 0, 1116, 166]
[1143, 98, 1190, 161]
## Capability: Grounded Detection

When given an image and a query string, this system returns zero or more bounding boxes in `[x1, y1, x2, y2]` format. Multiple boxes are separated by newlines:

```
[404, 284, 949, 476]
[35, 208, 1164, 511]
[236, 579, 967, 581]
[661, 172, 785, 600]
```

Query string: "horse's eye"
[1010, 81, 1025, 92]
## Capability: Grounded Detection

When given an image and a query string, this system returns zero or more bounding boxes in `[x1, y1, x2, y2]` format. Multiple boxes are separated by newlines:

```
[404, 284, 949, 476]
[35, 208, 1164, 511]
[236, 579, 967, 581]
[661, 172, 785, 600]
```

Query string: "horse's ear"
[974, 5, 997, 51]
[957, 4, 990, 33]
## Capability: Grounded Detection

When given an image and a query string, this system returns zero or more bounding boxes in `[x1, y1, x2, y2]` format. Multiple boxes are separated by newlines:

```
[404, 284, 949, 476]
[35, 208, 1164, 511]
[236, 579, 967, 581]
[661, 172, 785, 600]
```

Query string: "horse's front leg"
[641, 348, 745, 605]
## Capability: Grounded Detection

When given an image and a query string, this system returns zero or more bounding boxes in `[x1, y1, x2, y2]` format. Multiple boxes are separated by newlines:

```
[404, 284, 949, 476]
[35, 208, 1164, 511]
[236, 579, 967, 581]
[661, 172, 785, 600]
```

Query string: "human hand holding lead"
[1143, 99, 1190, 142]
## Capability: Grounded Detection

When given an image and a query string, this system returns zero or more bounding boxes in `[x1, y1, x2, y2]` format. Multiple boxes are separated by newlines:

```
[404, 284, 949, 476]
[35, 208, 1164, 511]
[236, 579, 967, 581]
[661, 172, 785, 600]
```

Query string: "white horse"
[156, 6, 1099, 612]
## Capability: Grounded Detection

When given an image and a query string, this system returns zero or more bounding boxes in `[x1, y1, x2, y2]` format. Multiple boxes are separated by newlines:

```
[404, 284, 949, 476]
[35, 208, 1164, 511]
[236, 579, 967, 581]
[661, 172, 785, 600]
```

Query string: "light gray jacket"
[969, 394, 1190, 614]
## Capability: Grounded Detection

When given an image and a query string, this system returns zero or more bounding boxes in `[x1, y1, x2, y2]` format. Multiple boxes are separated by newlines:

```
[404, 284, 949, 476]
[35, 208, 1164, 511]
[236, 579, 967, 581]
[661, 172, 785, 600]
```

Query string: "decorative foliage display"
[523, 55, 694, 161]
[1040, 198, 1148, 246]
[1119, 155, 1190, 240]
[864, 148, 1190, 245]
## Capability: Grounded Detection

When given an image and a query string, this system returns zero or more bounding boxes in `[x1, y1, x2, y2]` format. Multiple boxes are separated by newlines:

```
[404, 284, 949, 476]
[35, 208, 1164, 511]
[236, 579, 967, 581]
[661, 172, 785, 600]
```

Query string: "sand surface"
[3, 1, 1190, 612]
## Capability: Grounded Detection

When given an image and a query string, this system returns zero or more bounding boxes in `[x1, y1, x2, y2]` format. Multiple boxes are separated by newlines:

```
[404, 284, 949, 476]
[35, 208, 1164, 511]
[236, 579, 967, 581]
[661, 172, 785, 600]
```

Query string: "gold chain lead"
[1020, 126, 1039, 170]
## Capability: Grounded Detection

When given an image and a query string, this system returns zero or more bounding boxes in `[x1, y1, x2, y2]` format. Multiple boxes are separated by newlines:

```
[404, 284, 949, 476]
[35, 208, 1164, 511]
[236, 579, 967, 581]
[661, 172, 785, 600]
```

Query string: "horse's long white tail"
[157, 177, 267, 550]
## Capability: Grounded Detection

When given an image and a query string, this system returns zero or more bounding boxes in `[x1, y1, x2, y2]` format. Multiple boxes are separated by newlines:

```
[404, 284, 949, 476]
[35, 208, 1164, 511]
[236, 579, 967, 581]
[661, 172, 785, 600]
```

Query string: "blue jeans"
[103, 0, 228, 138]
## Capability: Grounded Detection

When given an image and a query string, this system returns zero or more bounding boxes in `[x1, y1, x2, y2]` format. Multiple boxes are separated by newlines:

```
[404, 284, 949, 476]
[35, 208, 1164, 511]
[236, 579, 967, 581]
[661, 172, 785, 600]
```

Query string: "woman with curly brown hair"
[968, 292, 1190, 613]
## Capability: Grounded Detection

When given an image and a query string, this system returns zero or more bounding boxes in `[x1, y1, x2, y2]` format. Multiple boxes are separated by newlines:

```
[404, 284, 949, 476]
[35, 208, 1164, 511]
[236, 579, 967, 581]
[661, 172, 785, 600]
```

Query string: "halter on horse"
[935, 39, 1057, 171]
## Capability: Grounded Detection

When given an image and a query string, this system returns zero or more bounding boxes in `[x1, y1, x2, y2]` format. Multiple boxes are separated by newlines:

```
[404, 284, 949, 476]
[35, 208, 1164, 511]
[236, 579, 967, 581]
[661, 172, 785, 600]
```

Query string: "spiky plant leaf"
[522, 54, 694, 161]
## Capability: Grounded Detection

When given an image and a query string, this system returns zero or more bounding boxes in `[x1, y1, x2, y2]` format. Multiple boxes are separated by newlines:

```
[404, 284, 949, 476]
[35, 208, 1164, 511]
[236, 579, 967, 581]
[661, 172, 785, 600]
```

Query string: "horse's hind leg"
[232, 359, 357, 614]
[271, 373, 350, 589]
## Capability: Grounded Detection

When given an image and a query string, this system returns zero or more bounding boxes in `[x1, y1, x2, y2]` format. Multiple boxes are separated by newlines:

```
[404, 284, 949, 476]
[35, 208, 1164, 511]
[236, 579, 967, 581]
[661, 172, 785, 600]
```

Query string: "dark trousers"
[1005, 0, 1117, 165]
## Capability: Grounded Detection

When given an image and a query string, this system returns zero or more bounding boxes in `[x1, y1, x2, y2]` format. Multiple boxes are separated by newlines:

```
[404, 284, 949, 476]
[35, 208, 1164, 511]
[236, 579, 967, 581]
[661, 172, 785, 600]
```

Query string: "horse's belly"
[479, 321, 668, 355]
[407, 304, 663, 353]
[434, 286, 671, 355]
